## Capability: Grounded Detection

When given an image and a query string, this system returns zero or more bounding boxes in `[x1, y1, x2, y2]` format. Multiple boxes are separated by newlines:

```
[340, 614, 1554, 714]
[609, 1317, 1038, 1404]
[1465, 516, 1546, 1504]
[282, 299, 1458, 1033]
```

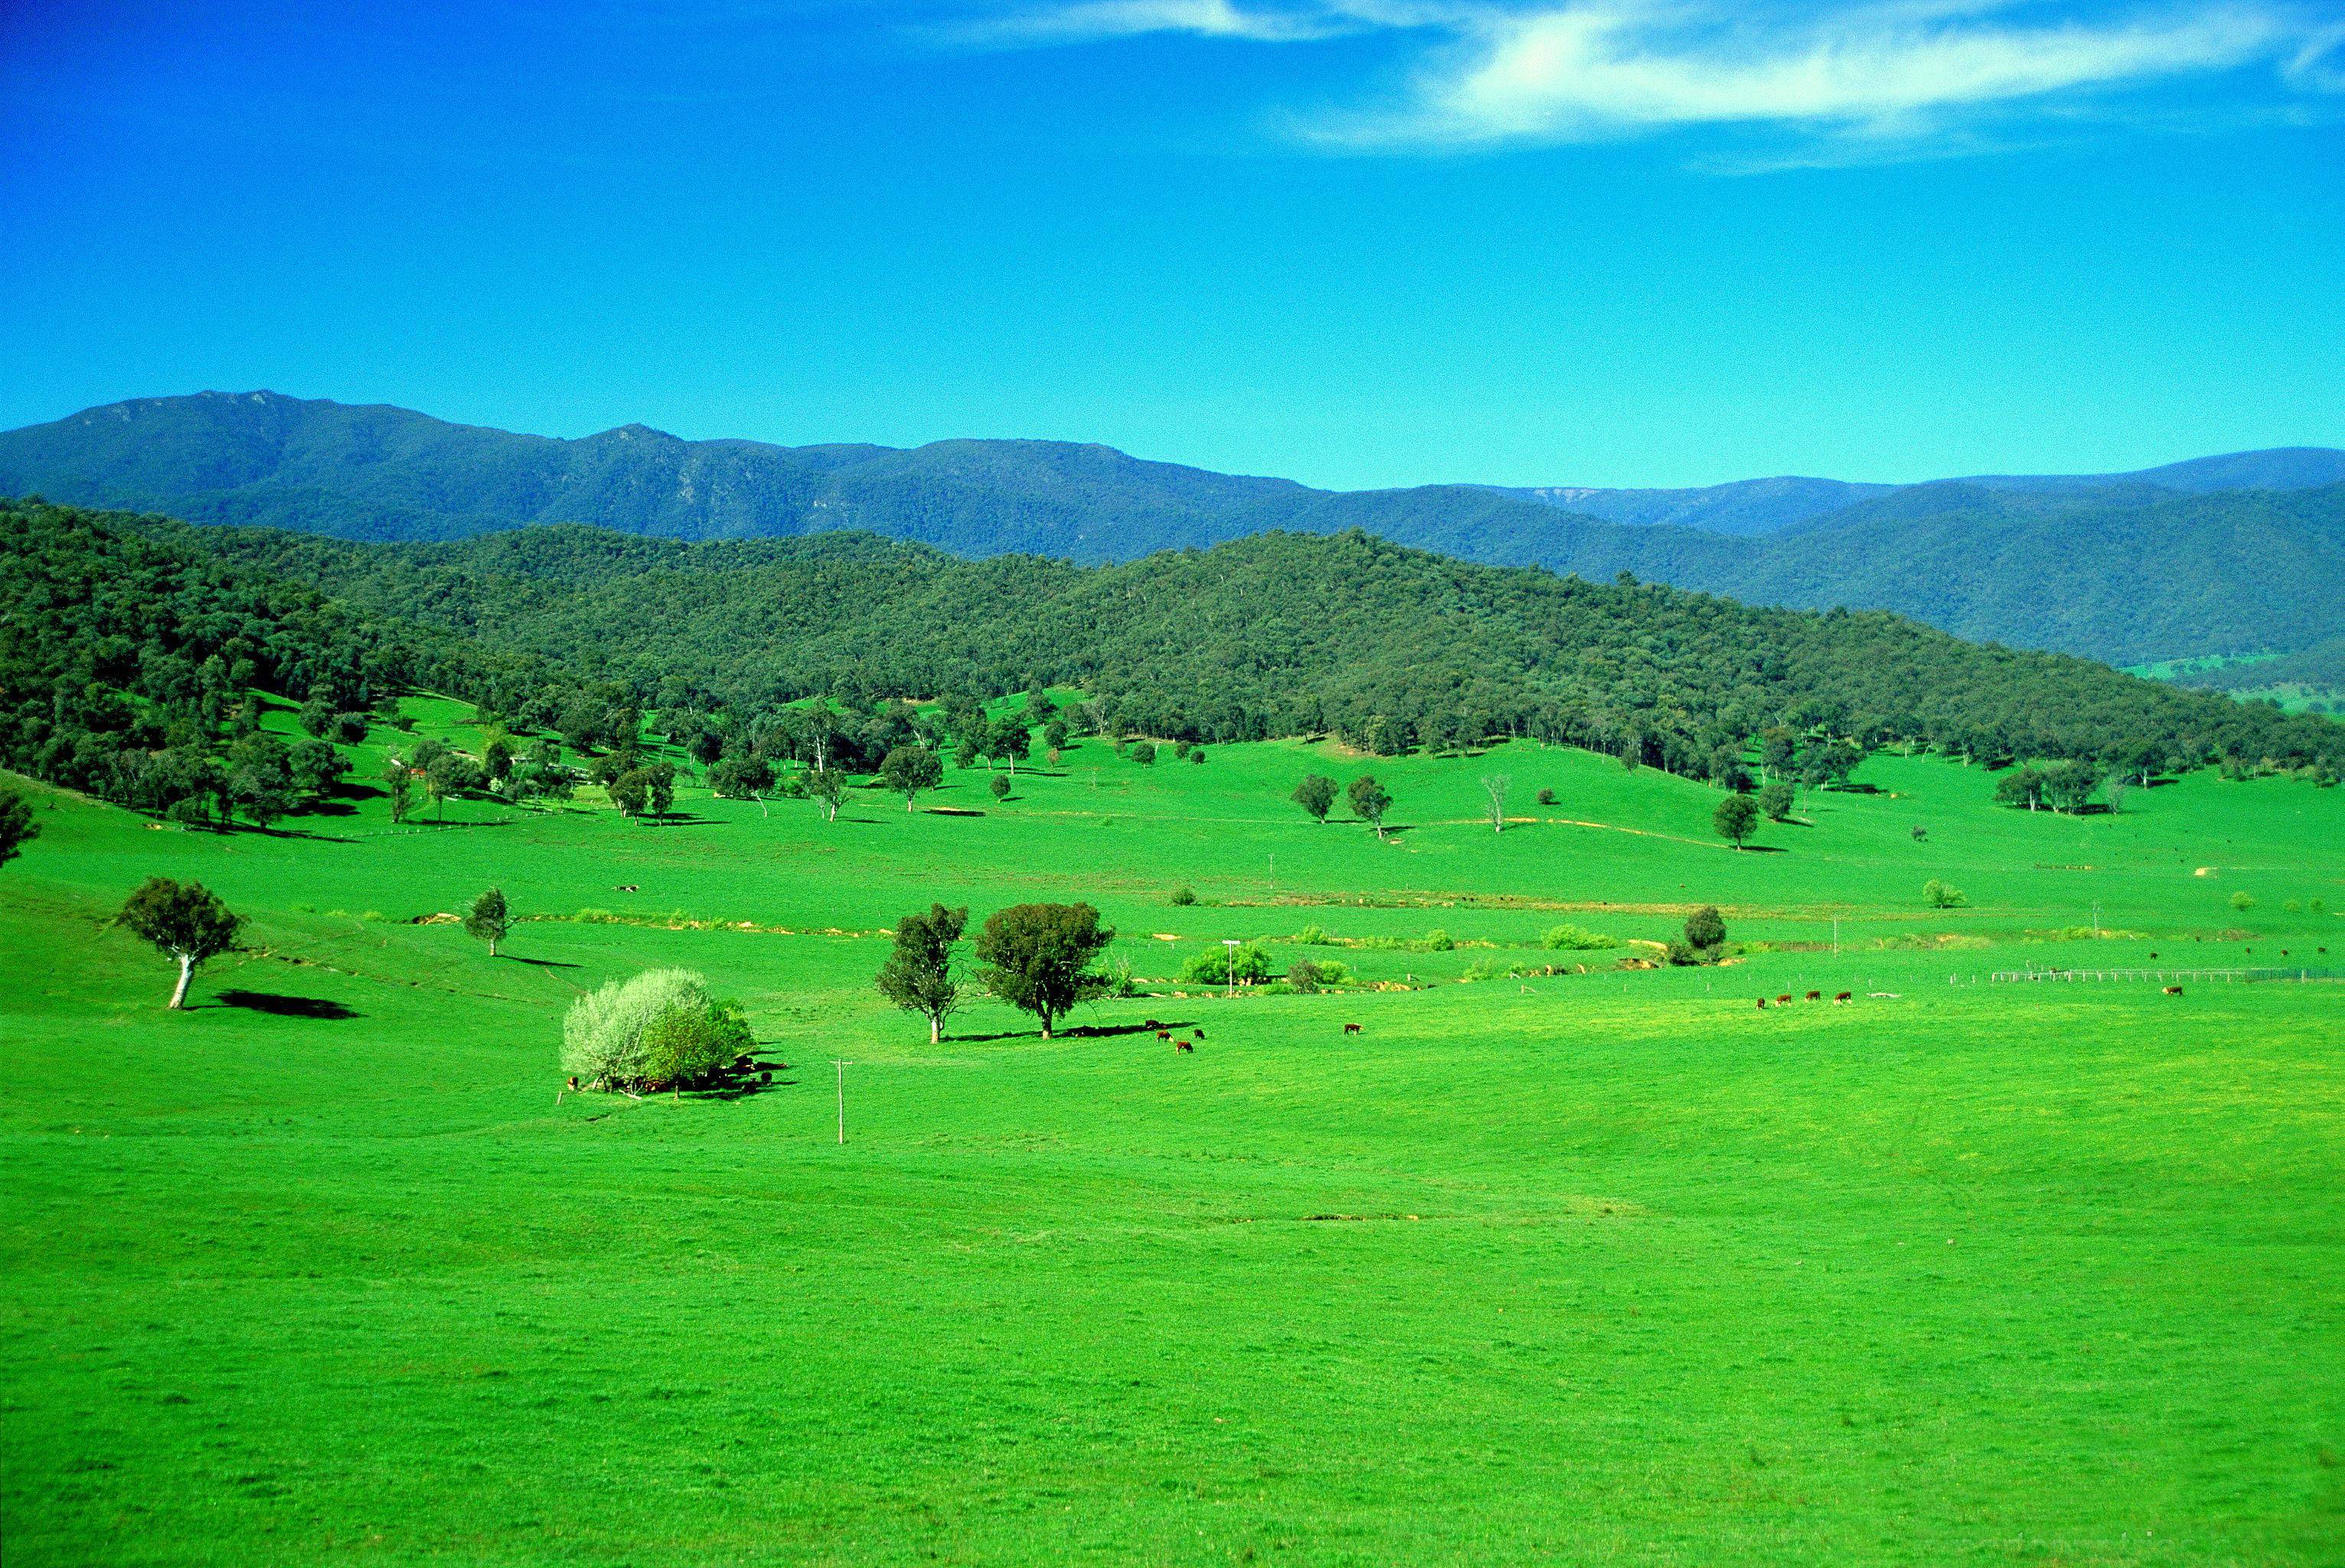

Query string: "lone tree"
[1292, 774, 1337, 824]
[989, 715, 1032, 775]
[1758, 780, 1795, 822]
[1684, 904, 1727, 953]
[881, 744, 944, 812]
[876, 903, 968, 1044]
[1481, 774, 1511, 835]
[0, 785, 38, 869]
[989, 773, 1011, 802]
[609, 769, 649, 818]
[118, 877, 243, 1009]
[807, 766, 845, 822]
[465, 887, 511, 957]
[975, 901, 1115, 1040]
[1347, 775, 1393, 841]
[1713, 792, 1759, 850]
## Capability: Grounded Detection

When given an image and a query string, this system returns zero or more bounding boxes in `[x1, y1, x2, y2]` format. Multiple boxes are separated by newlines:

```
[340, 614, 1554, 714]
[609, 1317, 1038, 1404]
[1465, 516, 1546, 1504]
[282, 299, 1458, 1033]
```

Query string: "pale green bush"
[563, 969, 714, 1089]
[1540, 923, 1618, 951]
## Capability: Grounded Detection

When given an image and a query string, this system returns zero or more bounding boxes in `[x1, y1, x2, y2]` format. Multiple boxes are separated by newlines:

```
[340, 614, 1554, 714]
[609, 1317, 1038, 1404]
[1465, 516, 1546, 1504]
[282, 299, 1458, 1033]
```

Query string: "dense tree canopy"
[3, 499, 2337, 828]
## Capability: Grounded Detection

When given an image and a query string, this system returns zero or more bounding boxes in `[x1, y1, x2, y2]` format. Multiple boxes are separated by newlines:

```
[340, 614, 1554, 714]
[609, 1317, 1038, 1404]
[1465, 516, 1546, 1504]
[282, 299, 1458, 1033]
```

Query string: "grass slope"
[4, 704, 2343, 1565]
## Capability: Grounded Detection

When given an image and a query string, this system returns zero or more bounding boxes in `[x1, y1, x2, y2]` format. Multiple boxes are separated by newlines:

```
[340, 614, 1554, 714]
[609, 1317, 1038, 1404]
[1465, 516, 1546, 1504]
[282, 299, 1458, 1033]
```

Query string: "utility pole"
[1224, 938, 1239, 999]
[834, 1060, 848, 1145]
[2092, 900, 2102, 939]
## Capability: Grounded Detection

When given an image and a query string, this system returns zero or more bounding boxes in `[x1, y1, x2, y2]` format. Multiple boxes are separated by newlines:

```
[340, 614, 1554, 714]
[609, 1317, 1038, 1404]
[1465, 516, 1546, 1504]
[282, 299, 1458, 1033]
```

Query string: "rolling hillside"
[5, 392, 2341, 665]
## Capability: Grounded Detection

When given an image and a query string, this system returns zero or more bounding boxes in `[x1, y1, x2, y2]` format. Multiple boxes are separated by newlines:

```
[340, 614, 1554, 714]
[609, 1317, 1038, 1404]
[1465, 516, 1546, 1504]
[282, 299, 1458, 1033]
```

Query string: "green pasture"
[3, 702, 2342, 1565]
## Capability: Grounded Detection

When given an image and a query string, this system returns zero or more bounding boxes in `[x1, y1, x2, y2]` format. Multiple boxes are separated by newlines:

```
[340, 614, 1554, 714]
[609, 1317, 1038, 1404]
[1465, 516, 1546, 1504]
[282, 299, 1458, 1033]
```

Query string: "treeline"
[2, 499, 2337, 818]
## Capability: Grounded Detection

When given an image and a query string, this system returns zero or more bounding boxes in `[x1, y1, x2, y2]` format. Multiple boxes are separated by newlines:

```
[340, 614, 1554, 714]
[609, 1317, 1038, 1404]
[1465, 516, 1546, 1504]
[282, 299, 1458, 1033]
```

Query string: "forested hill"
[6, 394, 2342, 669]
[15, 498, 2329, 788]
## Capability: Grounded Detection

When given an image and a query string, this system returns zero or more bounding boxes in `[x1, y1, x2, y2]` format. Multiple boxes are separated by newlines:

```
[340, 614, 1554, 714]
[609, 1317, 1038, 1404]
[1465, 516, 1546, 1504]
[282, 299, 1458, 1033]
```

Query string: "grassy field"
[4, 699, 2343, 1565]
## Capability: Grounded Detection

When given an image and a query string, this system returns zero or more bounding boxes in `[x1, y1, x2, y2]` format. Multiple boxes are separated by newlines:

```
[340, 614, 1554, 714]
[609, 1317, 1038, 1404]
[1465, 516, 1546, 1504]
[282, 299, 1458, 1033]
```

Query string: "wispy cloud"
[946, 0, 1354, 44]
[1331, 2, 2303, 149]
[956, 0, 2341, 161]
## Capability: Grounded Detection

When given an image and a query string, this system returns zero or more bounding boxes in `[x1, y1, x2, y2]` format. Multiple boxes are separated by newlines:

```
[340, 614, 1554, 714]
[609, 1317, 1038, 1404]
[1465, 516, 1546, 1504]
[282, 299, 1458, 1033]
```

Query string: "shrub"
[1540, 923, 1618, 951]
[1421, 929, 1455, 952]
[1189, 748, 1206, 764]
[1535, 787, 1556, 806]
[1174, 740, 1194, 760]
[1683, 905, 1726, 952]
[639, 998, 754, 1089]
[2229, 890, 2255, 913]
[1130, 740, 1158, 766]
[989, 773, 1011, 801]
[1169, 884, 1197, 906]
[1179, 943, 1272, 985]
[1286, 957, 1350, 992]
[1664, 939, 1706, 967]
[563, 969, 724, 1091]
[1923, 878, 1967, 909]
[1293, 923, 1329, 945]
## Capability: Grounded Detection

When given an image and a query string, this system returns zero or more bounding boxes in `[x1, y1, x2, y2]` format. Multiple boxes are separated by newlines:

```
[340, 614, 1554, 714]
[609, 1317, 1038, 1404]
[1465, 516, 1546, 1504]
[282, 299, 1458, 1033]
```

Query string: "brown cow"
[1143, 1019, 1163, 1031]
[1755, 998, 1768, 1009]
[1833, 991, 1852, 1003]
[1193, 1027, 1206, 1040]
[1174, 1040, 1194, 1053]
[1776, 994, 1793, 1004]
[1343, 1023, 1363, 1035]
[1156, 1030, 1171, 1040]
[2163, 985, 2183, 996]
[1804, 990, 1821, 1001]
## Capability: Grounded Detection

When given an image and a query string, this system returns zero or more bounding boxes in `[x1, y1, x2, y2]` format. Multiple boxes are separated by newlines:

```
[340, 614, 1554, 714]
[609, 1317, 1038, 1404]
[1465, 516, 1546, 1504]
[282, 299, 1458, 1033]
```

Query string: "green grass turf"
[4, 702, 2343, 1565]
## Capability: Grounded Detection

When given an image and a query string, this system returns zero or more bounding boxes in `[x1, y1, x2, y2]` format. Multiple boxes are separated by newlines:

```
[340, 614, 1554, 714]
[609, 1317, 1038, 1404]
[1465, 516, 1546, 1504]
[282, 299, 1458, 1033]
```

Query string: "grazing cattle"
[1755, 998, 1768, 1010]
[1776, 994, 1793, 1004]
[2163, 985, 2183, 996]
[1143, 1019, 1163, 1031]
[614, 884, 639, 892]
[2149, 952, 2158, 959]
[1343, 1023, 1363, 1035]
[1174, 1040, 1194, 1053]
[1804, 990, 1821, 1001]
[1155, 1030, 1171, 1040]
[567, 1076, 579, 1091]
[1193, 1027, 1206, 1040]
[1833, 991, 1852, 1004]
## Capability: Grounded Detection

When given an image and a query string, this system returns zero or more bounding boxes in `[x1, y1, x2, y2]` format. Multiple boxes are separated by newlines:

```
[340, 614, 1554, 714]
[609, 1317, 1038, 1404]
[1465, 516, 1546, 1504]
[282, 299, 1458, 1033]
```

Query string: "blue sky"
[2, 0, 2339, 489]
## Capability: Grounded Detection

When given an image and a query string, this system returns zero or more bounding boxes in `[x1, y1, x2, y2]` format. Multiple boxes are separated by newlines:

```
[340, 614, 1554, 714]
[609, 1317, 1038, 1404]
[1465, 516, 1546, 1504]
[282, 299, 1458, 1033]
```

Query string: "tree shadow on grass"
[501, 955, 583, 969]
[215, 990, 360, 1020]
[949, 1021, 1191, 1044]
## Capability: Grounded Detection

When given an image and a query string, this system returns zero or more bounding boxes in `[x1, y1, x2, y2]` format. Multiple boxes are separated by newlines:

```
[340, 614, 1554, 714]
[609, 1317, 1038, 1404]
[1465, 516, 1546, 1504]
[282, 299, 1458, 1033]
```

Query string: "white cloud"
[959, 0, 2340, 158]
[1334, 2, 2304, 148]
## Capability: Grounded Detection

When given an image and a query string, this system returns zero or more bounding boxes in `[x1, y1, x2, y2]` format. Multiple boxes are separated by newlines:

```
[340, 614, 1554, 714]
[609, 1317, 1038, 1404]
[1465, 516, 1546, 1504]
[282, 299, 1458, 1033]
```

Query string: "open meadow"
[4, 699, 2343, 1566]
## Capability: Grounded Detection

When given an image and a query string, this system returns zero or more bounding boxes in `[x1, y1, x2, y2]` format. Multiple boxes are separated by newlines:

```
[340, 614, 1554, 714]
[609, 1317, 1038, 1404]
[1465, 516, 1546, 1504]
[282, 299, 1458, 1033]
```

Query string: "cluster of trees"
[1665, 906, 1729, 967]
[1291, 773, 1393, 838]
[1991, 759, 2118, 814]
[875, 901, 1117, 1043]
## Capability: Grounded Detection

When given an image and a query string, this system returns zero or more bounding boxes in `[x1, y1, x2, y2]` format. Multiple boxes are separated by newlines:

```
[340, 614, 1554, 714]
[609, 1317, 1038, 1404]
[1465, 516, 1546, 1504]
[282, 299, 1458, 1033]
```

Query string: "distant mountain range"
[1496, 448, 2345, 535]
[3, 390, 2340, 668]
